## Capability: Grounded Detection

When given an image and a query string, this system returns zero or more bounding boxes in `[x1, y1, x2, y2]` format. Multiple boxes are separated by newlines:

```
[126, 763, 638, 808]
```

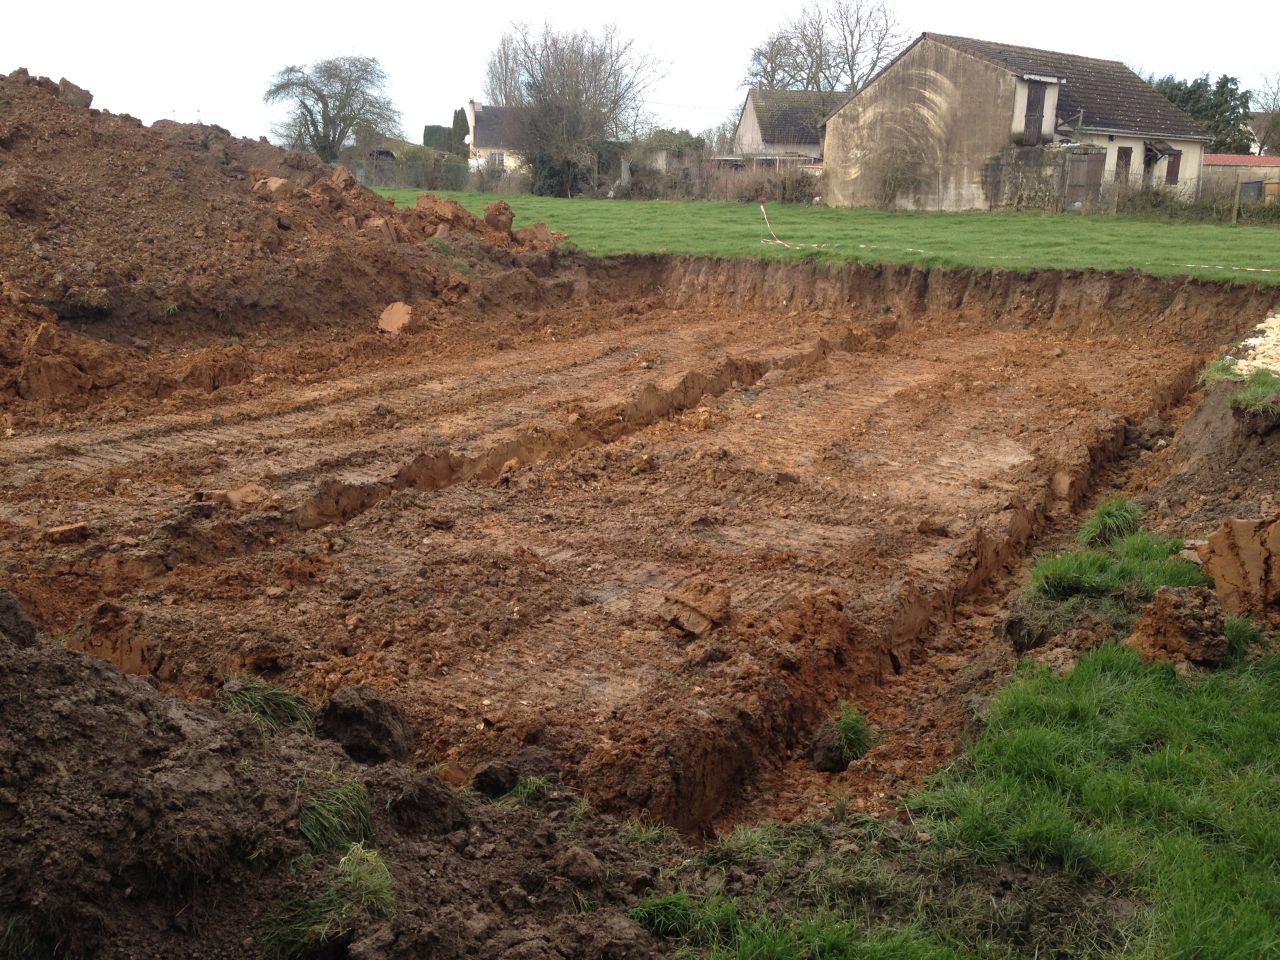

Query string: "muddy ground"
[3, 66, 1280, 958]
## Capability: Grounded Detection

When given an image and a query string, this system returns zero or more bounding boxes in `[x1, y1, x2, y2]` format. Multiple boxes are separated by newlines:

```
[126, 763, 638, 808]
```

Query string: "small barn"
[823, 33, 1210, 210]
[732, 89, 831, 167]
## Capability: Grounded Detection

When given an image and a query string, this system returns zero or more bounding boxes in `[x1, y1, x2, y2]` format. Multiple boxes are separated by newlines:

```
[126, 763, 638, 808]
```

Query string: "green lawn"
[376, 188, 1280, 286]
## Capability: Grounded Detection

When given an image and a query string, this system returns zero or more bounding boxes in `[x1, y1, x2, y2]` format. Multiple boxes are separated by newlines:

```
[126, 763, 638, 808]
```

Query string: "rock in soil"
[1197, 514, 1280, 616]
[809, 723, 850, 773]
[471, 760, 520, 797]
[0, 589, 36, 646]
[318, 685, 417, 763]
[1125, 586, 1227, 666]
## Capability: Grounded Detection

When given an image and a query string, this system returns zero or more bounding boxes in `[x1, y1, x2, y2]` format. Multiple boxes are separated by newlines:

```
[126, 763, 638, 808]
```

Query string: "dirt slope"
[0, 68, 559, 414]
[0, 599, 657, 960]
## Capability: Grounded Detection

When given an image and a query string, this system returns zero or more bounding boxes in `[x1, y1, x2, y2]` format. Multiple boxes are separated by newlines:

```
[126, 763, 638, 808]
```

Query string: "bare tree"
[1253, 73, 1280, 155]
[745, 0, 904, 94]
[484, 33, 527, 108]
[264, 56, 402, 163]
[484, 24, 656, 196]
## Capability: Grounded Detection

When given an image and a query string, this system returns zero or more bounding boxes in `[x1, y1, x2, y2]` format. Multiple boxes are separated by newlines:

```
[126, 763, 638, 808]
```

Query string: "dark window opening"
[1022, 81, 1046, 146]
[1115, 146, 1132, 182]
[1165, 151, 1182, 185]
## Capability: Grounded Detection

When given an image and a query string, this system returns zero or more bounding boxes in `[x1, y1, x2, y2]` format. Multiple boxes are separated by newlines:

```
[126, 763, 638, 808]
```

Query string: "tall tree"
[448, 107, 470, 157]
[1252, 73, 1280, 155]
[483, 24, 656, 196]
[1152, 73, 1253, 154]
[744, 0, 904, 94]
[264, 56, 402, 162]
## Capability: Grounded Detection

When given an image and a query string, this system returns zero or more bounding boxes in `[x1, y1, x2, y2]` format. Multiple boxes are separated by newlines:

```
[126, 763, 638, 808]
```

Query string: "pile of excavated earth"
[2, 67, 1279, 958]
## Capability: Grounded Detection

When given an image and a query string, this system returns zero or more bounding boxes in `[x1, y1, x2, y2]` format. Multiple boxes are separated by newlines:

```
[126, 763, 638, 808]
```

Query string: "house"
[1202, 154, 1280, 204]
[823, 33, 1210, 211]
[732, 89, 831, 167]
[464, 100, 526, 171]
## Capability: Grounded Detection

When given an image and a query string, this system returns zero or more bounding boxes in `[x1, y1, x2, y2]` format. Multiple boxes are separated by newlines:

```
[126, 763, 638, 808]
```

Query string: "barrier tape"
[759, 203, 826, 249]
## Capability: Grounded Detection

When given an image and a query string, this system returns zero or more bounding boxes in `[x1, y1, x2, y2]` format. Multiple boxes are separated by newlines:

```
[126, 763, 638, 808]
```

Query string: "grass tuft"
[1, 915, 36, 960]
[1198, 358, 1245, 390]
[299, 780, 375, 854]
[506, 776, 553, 805]
[1076, 496, 1143, 548]
[1225, 615, 1263, 663]
[260, 842, 395, 960]
[217, 673, 315, 735]
[1029, 549, 1126, 600]
[834, 702, 875, 762]
[1229, 368, 1280, 416]
[620, 816, 672, 848]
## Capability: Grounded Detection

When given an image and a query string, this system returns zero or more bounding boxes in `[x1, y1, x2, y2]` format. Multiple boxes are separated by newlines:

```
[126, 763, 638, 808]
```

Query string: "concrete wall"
[1074, 133, 1204, 199]
[734, 97, 763, 154]
[1202, 162, 1280, 192]
[824, 37, 1019, 209]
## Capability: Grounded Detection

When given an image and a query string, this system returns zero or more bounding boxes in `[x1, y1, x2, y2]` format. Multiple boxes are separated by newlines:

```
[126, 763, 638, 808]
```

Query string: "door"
[1023, 81, 1046, 146]
[1115, 146, 1132, 183]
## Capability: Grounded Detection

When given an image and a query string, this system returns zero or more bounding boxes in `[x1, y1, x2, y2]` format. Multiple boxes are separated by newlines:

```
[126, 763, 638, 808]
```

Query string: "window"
[492, 151, 505, 170]
[1165, 151, 1181, 185]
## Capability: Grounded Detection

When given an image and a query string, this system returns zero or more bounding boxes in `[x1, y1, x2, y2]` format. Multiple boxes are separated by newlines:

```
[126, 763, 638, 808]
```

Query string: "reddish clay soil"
[4, 252, 1271, 832]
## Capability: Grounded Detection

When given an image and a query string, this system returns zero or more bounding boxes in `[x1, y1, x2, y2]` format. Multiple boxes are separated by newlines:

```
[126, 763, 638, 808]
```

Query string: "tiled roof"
[472, 105, 525, 150]
[1203, 154, 1280, 166]
[748, 89, 834, 146]
[927, 33, 1210, 141]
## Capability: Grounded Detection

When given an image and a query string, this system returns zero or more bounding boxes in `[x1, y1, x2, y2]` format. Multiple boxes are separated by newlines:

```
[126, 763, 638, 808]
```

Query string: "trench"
[34, 255, 1271, 833]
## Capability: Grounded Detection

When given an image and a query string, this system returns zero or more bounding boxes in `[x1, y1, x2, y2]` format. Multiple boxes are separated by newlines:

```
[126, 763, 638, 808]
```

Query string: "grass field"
[376, 188, 1280, 286]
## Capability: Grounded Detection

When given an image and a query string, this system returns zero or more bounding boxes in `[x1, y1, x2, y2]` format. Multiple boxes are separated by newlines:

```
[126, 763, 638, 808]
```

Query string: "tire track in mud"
[288, 329, 880, 530]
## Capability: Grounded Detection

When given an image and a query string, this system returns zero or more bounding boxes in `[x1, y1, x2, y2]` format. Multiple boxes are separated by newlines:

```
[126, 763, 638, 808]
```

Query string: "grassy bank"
[627, 503, 1280, 959]
[375, 188, 1280, 285]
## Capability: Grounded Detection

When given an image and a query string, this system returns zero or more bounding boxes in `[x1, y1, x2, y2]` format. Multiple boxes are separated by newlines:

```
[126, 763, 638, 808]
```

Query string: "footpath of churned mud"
[3, 255, 1268, 831]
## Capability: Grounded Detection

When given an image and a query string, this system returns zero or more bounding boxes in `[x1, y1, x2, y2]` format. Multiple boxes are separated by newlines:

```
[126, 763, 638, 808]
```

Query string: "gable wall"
[823, 37, 1020, 209]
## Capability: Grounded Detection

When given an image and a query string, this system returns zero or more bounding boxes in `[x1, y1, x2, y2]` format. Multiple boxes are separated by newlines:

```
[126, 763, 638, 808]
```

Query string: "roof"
[472, 105, 525, 150]
[1203, 153, 1280, 167]
[745, 89, 834, 146]
[923, 33, 1210, 141]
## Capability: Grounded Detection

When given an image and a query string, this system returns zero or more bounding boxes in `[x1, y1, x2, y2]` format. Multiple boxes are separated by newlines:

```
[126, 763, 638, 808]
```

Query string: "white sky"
[2, 1, 1273, 143]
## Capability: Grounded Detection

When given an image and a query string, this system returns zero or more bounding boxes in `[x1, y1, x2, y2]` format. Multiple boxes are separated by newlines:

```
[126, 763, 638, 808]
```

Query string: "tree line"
[263, 8, 1279, 195]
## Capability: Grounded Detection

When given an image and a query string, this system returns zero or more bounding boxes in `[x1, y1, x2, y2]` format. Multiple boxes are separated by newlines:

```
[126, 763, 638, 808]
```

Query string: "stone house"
[732, 89, 831, 167]
[464, 100, 526, 171]
[823, 33, 1210, 210]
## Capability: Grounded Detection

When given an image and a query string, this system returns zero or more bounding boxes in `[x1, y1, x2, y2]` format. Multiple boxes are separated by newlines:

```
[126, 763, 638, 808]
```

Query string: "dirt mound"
[1125, 586, 1227, 665]
[0, 68, 561, 412]
[1141, 379, 1280, 535]
[0, 626, 657, 958]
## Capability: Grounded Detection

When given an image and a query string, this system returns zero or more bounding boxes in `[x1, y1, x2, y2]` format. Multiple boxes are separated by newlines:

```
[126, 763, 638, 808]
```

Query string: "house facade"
[464, 100, 526, 171]
[732, 89, 830, 166]
[823, 34, 1210, 211]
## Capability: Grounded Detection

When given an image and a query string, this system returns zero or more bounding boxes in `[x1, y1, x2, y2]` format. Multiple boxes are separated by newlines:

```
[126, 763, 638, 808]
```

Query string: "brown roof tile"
[747, 89, 836, 146]
[928, 33, 1209, 141]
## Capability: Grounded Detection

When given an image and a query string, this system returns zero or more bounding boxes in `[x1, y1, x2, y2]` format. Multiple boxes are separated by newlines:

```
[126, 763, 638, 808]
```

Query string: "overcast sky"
[2, 1, 1274, 143]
